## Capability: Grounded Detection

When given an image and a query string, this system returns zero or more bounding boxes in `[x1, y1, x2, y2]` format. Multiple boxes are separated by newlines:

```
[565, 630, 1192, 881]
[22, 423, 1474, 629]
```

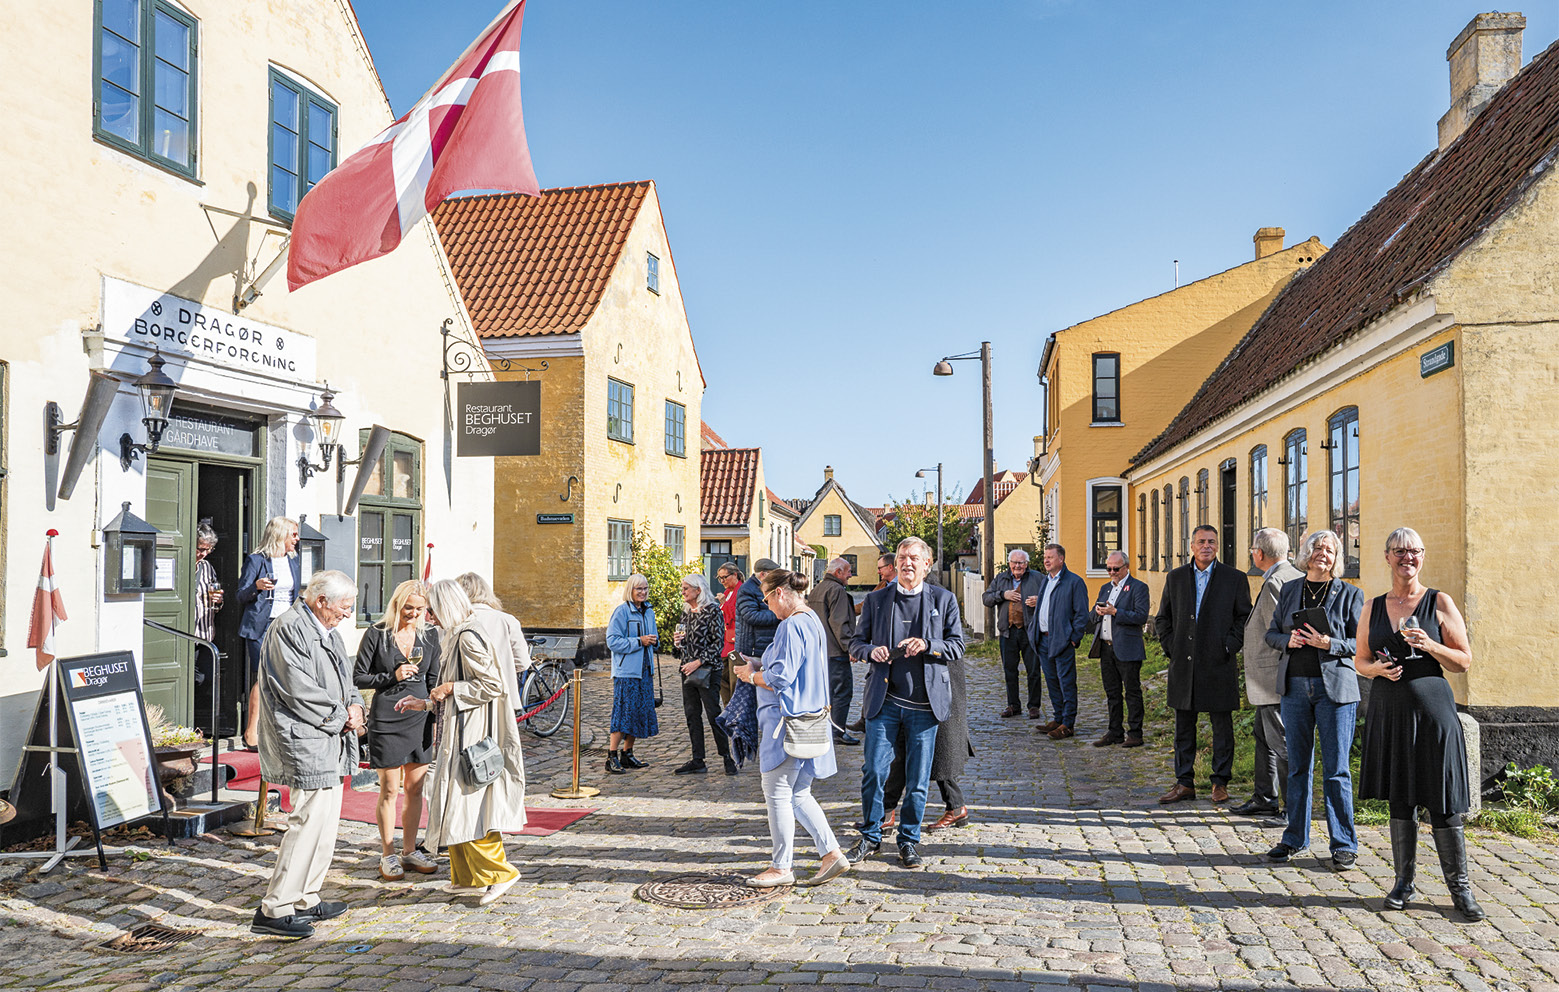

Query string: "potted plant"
[145, 705, 207, 808]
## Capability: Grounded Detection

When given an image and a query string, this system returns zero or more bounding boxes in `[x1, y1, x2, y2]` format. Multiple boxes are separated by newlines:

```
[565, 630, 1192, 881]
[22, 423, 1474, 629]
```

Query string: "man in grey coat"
[807, 557, 859, 745]
[252, 570, 364, 939]
[1231, 528, 1302, 819]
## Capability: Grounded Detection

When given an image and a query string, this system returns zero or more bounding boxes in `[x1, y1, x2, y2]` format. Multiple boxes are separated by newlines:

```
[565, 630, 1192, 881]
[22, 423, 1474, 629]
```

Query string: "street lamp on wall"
[298, 384, 347, 486]
[118, 348, 178, 470]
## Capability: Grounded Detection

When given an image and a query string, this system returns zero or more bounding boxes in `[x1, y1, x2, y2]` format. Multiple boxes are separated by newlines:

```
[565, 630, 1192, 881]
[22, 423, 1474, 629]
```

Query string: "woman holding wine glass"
[354, 579, 441, 881]
[1355, 528, 1483, 921]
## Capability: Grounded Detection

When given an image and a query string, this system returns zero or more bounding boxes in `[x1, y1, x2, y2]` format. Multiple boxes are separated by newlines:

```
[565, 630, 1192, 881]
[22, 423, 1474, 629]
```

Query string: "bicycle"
[516, 659, 571, 738]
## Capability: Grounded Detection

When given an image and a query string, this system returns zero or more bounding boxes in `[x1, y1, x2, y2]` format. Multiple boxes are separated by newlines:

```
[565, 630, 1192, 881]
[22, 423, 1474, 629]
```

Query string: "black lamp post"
[119, 348, 178, 469]
[915, 462, 944, 577]
[933, 342, 994, 632]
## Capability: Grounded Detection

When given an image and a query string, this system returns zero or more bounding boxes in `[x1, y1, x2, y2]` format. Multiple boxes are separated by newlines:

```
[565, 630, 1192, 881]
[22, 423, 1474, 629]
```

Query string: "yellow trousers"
[448, 831, 518, 887]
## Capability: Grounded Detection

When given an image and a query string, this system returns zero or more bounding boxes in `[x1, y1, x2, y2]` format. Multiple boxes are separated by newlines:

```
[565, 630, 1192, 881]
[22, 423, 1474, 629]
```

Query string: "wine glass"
[1399, 616, 1424, 660]
[407, 643, 424, 681]
[208, 579, 223, 608]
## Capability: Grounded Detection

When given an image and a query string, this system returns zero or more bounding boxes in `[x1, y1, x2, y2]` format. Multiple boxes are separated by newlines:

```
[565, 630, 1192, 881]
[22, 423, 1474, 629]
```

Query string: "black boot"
[1432, 825, 1486, 922]
[621, 750, 648, 769]
[1384, 818, 1418, 910]
[605, 750, 626, 774]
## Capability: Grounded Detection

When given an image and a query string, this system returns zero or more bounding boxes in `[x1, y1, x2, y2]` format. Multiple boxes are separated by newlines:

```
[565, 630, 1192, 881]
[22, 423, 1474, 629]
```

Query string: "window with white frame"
[1250, 444, 1268, 536]
[1161, 484, 1173, 570]
[1136, 494, 1147, 569]
[823, 514, 842, 537]
[608, 519, 633, 580]
[646, 252, 660, 294]
[1150, 488, 1160, 572]
[663, 525, 685, 566]
[1327, 408, 1360, 576]
[1196, 468, 1210, 526]
[1177, 477, 1190, 563]
[1283, 429, 1307, 555]
[1087, 479, 1125, 572]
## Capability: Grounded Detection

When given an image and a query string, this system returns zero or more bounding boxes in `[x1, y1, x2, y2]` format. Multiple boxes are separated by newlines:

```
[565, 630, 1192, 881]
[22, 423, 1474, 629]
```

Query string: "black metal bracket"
[440, 317, 547, 380]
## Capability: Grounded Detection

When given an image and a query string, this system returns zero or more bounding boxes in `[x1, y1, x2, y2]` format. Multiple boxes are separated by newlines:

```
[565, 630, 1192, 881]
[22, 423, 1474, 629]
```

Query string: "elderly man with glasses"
[251, 570, 365, 939]
[1087, 551, 1151, 747]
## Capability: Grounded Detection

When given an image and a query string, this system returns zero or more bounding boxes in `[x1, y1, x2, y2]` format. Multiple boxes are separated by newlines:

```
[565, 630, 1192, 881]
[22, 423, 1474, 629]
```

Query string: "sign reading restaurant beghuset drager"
[457, 380, 540, 456]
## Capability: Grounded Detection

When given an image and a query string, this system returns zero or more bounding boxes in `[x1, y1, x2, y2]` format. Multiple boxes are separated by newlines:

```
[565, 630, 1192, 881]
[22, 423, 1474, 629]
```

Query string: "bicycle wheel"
[520, 663, 570, 738]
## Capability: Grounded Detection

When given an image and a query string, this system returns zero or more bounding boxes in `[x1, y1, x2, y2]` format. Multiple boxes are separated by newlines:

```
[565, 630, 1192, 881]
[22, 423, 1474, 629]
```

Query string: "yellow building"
[435, 182, 704, 658]
[1026, 230, 1326, 600]
[0, 0, 494, 781]
[791, 467, 883, 586]
[1129, 13, 1559, 778]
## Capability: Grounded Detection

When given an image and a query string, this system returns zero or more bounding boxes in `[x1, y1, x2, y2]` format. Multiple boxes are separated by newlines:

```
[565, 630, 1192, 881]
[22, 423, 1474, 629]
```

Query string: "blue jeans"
[1037, 635, 1078, 726]
[861, 700, 938, 845]
[1280, 676, 1358, 854]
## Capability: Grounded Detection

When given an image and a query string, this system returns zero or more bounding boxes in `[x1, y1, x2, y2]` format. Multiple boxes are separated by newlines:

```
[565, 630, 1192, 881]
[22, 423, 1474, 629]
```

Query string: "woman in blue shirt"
[604, 574, 659, 774]
[731, 569, 851, 888]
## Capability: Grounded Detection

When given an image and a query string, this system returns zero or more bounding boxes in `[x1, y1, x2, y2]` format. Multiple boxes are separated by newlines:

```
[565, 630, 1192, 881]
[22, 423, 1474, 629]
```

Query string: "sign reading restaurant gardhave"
[102, 277, 318, 382]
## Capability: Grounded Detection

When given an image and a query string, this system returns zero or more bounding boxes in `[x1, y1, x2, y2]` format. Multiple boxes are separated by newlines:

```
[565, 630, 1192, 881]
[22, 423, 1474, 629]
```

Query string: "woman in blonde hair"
[396, 580, 526, 905]
[354, 580, 441, 881]
[236, 516, 301, 748]
[604, 574, 659, 773]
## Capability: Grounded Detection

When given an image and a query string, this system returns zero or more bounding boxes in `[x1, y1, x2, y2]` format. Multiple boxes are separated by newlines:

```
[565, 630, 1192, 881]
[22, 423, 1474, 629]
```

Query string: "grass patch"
[1470, 806, 1548, 839]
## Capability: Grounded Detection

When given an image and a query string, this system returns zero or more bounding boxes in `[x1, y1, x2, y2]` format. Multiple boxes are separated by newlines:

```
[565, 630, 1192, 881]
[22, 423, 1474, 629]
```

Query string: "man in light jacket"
[1233, 528, 1302, 818]
[252, 570, 364, 940]
[807, 557, 859, 745]
[982, 549, 1045, 719]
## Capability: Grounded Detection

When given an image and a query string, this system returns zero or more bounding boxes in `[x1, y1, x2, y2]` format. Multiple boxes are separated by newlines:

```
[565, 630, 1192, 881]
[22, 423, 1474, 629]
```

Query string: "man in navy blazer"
[1025, 544, 1090, 739]
[847, 537, 964, 869]
[1086, 551, 1151, 747]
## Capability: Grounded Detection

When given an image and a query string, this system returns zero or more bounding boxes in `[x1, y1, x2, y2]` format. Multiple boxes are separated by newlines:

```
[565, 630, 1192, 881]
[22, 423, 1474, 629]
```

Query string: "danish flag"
[27, 532, 68, 672]
[287, 1, 539, 291]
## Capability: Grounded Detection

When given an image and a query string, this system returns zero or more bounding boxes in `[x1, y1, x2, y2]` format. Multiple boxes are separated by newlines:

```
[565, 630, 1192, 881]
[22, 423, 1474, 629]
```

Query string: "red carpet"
[202, 752, 593, 836]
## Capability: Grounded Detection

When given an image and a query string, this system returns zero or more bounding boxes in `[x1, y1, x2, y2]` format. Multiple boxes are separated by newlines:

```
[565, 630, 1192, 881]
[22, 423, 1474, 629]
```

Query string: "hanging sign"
[457, 381, 540, 456]
[57, 652, 162, 830]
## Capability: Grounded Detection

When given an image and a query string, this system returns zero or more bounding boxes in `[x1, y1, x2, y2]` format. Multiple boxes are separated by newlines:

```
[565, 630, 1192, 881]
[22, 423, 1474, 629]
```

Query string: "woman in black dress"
[1355, 527, 1484, 921]
[354, 579, 441, 881]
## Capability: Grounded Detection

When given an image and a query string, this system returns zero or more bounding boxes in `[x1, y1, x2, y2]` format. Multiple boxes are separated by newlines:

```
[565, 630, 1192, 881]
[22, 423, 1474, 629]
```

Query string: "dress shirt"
[1037, 572, 1059, 633]
[1102, 579, 1125, 642]
[1192, 561, 1213, 618]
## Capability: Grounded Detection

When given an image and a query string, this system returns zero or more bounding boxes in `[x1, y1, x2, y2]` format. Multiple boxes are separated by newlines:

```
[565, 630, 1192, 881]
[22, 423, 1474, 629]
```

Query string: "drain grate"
[102, 922, 202, 953]
[636, 872, 789, 909]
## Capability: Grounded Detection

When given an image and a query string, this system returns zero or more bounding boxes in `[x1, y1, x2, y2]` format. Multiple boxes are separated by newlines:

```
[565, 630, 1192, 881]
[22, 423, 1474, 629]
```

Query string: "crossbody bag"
[454, 628, 503, 787]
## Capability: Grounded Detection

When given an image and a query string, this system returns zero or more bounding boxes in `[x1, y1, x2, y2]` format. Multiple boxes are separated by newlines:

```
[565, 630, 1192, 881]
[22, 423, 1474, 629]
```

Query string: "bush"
[1500, 761, 1559, 813]
[629, 521, 702, 633]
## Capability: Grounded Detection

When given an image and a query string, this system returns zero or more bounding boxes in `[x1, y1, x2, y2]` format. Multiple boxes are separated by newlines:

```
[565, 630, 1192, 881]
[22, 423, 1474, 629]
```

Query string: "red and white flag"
[423, 543, 434, 582]
[286, 0, 539, 291]
[27, 533, 68, 672]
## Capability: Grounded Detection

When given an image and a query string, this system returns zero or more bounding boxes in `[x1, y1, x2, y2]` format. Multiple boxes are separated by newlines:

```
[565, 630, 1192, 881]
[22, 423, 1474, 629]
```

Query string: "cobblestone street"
[3, 654, 1559, 992]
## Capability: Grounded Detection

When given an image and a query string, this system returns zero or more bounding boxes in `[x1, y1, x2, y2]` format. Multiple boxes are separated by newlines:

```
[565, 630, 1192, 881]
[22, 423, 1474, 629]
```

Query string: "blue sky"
[357, 1, 1556, 507]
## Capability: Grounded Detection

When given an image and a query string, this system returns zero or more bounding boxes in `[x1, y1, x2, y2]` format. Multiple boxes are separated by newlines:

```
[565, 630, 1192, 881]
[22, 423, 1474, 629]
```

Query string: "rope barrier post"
[230, 779, 286, 837]
[552, 668, 599, 800]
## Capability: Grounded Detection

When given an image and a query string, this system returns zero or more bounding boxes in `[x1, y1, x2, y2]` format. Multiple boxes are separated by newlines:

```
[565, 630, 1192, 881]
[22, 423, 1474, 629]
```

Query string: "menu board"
[57, 652, 162, 830]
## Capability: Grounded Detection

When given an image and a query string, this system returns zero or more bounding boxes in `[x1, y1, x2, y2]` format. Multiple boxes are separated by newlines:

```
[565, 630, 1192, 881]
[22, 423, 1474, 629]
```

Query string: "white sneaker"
[379, 854, 405, 881]
[478, 875, 519, 906]
[445, 882, 485, 893]
[402, 849, 438, 874]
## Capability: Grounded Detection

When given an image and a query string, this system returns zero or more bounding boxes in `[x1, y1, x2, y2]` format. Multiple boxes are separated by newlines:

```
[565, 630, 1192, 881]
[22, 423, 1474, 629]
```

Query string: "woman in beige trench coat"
[397, 579, 526, 906]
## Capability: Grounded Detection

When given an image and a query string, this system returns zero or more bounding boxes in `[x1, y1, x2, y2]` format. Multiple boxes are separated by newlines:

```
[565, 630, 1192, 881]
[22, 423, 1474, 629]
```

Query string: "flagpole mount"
[440, 318, 546, 380]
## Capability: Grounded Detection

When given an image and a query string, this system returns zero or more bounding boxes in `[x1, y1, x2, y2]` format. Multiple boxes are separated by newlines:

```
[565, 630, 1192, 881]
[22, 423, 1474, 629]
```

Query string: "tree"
[630, 521, 702, 632]
[881, 489, 978, 564]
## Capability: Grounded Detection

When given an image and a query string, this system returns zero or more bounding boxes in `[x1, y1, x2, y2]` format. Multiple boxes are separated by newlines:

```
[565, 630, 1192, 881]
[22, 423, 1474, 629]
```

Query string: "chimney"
[1253, 227, 1285, 260]
[1438, 12, 1525, 152]
[824, 465, 834, 482]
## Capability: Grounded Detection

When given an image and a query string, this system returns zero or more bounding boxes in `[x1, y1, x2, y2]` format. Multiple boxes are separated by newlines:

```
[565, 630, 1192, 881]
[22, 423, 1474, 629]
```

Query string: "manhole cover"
[102, 922, 201, 953]
[635, 872, 789, 909]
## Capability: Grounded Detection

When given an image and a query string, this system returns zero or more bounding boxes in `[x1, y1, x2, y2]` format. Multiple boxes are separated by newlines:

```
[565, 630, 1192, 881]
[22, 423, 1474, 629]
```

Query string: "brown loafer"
[1122, 735, 1144, 748]
[1047, 725, 1074, 740]
[1038, 720, 1060, 733]
[1092, 735, 1123, 748]
[1000, 706, 1022, 718]
[1027, 708, 1043, 720]
[925, 807, 969, 831]
[1158, 784, 1196, 804]
[1210, 784, 1229, 804]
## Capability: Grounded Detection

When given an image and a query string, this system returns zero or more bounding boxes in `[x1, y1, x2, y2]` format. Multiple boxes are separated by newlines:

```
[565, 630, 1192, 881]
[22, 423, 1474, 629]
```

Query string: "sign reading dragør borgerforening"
[458, 380, 540, 456]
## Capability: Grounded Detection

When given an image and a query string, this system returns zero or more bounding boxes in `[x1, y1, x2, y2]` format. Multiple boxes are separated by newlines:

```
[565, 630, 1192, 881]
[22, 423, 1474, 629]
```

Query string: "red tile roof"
[964, 471, 1027, 507]
[767, 488, 798, 518]
[701, 447, 760, 527]
[700, 421, 729, 450]
[433, 181, 652, 339]
[1135, 38, 1559, 464]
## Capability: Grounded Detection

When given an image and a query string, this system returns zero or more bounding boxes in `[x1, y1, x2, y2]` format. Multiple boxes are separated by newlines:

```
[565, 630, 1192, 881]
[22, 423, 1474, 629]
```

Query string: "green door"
[143, 457, 196, 726]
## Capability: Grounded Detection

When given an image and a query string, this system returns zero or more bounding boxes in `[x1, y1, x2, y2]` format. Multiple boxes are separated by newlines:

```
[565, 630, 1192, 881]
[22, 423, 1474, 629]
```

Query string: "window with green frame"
[664, 399, 685, 457]
[95, 0, 198, 176]
[356, 431, 423, 624]
[269, 69, 337, 220]
[608, 378, 634, 443]
[608, 519, 633, 580]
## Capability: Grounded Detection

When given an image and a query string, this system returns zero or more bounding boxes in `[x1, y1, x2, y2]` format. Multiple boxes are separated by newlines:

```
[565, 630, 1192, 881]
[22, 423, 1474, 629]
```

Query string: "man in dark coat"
[1025, 544, 1090, 739]
[807, 556, 859, 745]
[734, 558, 781, 658]
[982, 548, 1045, 718]
[1154, 524, 1253, 804]
[847, 537, 964, 869]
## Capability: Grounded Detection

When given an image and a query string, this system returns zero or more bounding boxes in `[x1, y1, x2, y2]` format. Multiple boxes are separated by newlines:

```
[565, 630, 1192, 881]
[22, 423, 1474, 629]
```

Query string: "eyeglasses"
[1388, 548, 1425, 560]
